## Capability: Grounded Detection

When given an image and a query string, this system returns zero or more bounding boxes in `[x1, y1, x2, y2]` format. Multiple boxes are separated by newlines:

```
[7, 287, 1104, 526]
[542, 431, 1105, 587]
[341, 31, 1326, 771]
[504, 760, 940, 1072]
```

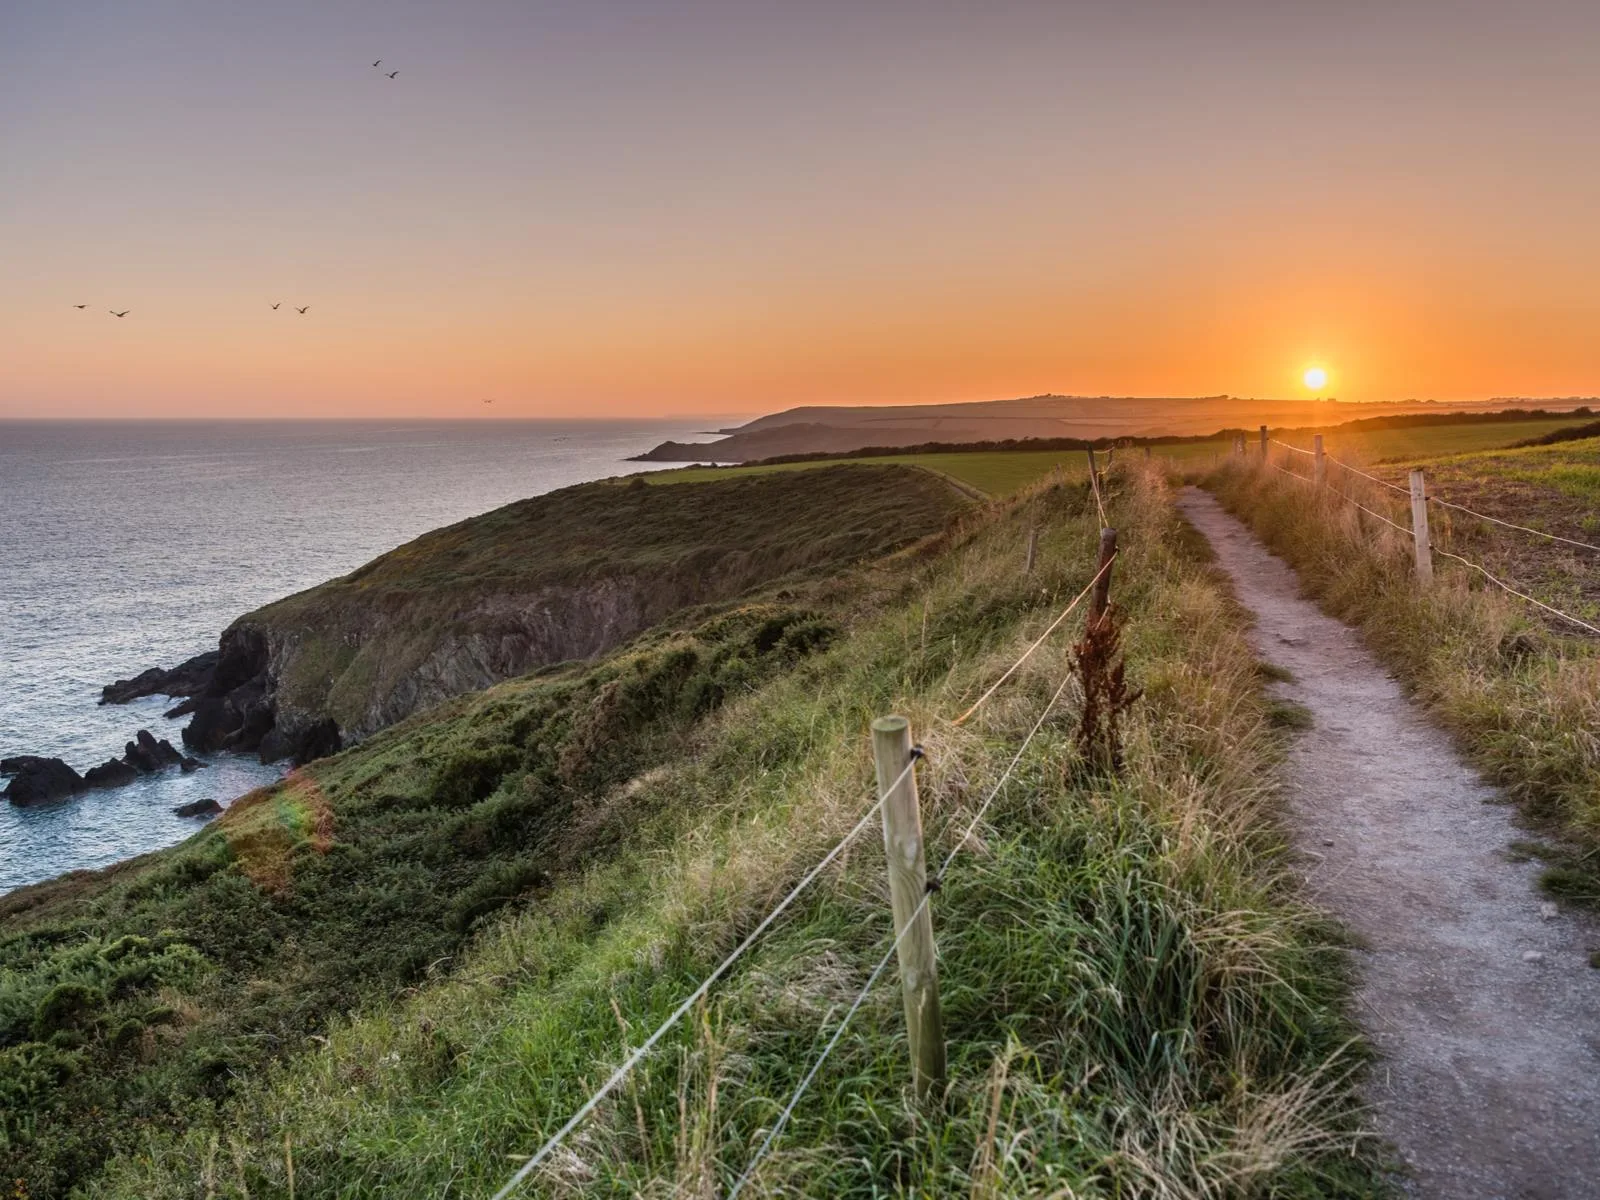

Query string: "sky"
[4, 0, 1600, 419]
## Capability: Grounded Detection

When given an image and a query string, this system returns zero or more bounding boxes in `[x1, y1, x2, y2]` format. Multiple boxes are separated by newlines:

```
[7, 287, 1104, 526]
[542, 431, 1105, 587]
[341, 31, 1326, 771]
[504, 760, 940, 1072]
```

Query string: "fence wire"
[728, 670, 1075, 1195]
[1257, 456, 1600, 638]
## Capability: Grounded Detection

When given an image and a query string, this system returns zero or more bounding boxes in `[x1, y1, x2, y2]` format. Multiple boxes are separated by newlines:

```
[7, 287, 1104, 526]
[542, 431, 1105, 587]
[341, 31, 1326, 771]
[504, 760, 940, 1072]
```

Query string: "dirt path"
[1177, 487, 1600, 1200]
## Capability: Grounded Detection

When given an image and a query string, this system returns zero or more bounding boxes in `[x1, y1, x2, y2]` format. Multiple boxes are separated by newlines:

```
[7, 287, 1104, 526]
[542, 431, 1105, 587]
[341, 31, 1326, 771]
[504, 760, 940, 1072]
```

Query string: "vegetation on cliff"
[0, 462, 1386, 1197]
[0, 466, 965, 1196]
[164, 464, 969, 763]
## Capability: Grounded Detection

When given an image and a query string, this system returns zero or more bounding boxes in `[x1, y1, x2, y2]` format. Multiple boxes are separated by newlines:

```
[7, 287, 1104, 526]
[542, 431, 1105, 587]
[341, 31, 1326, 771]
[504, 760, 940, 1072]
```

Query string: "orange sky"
[4, 2, 1599, 418]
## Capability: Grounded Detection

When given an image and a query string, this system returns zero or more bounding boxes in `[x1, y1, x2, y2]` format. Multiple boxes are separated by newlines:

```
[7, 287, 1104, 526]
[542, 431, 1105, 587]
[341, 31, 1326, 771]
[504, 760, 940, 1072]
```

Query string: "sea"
[0, 419, 726, 895]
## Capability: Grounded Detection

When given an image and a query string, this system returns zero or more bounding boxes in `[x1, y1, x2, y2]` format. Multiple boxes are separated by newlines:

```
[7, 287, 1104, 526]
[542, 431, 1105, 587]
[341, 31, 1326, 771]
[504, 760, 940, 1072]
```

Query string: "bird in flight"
[482, 398, 494, 404]
[109, 310, 129, 318]
[295, 306, 310, 314]
[386, 70, 399, 79]
[372, 59, 382, 68]
[73, 304, 88, 309]
[271, 302, 281, 310]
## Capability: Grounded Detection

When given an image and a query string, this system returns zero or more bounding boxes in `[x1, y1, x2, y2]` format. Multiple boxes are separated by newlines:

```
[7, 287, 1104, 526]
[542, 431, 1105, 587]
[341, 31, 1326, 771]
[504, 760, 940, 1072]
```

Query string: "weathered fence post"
[1409, 469, 1434, 584]
[1313, 434, 1326, 487]
[1086, 447, 1102, 490]
[1024, 525, 1038, 575]
[1088, 527, 1117, 626]
[871, 716, 945, 1102]
[1259, 424, 1268, 457]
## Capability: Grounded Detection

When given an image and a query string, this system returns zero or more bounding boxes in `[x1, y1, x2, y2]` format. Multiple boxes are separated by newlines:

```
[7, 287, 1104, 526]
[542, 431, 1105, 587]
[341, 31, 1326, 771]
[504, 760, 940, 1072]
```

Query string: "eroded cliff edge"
[104, 465, 966, 765]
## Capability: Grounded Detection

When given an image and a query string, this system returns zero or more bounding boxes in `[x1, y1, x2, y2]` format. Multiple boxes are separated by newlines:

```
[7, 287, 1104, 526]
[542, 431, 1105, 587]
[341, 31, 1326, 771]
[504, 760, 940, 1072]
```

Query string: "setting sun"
[1303, 367, 1329, 391]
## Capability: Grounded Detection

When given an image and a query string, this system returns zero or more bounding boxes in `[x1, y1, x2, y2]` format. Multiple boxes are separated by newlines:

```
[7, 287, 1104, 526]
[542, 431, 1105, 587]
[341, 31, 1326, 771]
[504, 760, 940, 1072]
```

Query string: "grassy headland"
[0, 462, 1386, 1197]
[223, 464, 966, 748]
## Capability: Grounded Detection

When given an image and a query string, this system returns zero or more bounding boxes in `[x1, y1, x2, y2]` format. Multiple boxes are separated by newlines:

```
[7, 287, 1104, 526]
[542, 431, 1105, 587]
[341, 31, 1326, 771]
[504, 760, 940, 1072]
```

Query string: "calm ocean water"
[0, 419, 724, 894]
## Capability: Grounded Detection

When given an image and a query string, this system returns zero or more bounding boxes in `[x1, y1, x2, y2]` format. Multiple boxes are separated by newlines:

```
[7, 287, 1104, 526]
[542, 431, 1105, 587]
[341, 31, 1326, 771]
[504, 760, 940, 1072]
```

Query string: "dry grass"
[1208, 454, 1600, 895]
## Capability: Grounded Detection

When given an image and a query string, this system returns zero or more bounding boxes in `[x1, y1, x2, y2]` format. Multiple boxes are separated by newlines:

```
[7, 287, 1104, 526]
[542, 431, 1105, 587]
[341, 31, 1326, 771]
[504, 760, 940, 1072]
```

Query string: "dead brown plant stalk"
[1072, 605, 1142, 778]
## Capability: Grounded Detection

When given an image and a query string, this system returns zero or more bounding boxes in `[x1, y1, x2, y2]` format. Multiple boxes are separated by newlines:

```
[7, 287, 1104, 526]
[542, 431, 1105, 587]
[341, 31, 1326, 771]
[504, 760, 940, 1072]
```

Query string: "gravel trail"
[1177, 486, 1600, 1200]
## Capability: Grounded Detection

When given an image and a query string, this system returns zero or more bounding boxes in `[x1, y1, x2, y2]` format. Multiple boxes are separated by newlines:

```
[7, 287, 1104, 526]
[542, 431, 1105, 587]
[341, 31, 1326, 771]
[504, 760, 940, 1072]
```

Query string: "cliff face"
[166, 464, 965, 763]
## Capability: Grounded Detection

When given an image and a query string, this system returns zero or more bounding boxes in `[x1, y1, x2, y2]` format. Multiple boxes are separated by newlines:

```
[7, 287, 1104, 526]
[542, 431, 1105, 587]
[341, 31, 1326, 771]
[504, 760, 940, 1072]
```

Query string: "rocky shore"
[98, 634, 342, 768]
[2, 729, 204, 807]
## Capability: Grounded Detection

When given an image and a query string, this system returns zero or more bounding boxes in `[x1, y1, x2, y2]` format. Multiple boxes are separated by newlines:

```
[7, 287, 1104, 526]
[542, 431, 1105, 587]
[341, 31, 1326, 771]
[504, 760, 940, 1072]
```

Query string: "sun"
[1303, 366, 1328, 391]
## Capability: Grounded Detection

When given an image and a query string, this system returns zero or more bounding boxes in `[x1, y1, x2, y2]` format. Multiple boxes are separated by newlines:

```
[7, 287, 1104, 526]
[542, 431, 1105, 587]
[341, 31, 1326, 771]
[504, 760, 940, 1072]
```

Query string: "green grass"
[1507, 461, 1600, 503]
[1269, 417, 1586, 463]
[34, 463, 1385, 1199]
[648, 444, 1227, 497]
[0, 603, 854, 1196]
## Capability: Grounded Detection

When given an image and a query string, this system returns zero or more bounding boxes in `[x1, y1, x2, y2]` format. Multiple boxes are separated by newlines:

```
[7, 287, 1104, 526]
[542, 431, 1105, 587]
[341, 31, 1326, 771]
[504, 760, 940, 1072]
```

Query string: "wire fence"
[489, 507, 1115, 1198]
[1255, 444, 1600, 639]
[729, 669, 1076, 1194]
[487, 755, 919, 1199]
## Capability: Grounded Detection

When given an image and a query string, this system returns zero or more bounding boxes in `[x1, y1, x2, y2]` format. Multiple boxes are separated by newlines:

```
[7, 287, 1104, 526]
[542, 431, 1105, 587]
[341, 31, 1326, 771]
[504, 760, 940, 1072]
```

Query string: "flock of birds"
[76, 303, 309, 318]
[70, 59, 403, 322]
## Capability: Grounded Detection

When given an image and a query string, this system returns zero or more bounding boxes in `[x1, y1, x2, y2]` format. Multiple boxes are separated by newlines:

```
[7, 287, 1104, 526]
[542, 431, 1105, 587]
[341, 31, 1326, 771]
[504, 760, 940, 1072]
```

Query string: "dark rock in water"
[140, 729, 184, 765]
[123, 739, 159, 773]
[101, 649, 220, 705]
[100, 666, 167, 706]
[164, 697, 199, 719]
[3, 755, 71, 777]
[180, 755, 206, 773]
[84, 758, 139, 789]
[4, 758, 84, 806]
[172, 797, 222, 818]
[124, 729, 185, 774]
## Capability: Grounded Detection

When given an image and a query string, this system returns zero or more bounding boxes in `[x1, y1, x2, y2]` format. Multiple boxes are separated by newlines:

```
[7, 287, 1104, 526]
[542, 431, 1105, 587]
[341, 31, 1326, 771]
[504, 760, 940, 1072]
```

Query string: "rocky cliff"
[107, 465, 966, 765]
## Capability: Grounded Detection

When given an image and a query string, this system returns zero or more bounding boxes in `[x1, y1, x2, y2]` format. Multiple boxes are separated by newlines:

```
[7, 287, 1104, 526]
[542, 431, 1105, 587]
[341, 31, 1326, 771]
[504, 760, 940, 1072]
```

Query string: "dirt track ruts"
[1178, 486, 1600, 1200]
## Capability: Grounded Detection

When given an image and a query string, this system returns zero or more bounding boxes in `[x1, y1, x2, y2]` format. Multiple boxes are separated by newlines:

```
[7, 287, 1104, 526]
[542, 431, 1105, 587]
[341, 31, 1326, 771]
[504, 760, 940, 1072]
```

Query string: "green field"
[1269, 417, 1585, 463]
[645, 416, 1590, 498]
[645, 442, 1225, 496]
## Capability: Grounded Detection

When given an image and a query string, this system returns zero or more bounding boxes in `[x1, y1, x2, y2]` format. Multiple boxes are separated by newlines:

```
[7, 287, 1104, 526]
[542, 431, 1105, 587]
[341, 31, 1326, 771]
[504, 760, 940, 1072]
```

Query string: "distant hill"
[635, 394, 1591, 462]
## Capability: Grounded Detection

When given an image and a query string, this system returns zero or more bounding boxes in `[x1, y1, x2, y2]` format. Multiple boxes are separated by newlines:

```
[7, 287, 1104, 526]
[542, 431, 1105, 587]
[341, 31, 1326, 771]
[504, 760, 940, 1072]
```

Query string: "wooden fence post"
[1024, 525, 1038, 575]
[1409, 469, 1433, 584]
[1313, 434, 1325, 487]
[1086, 447, 1101, 490]
[1259, 425, 1268, 457]
[1088, 527, 1117, 626]
[871, 716, 945, 1102]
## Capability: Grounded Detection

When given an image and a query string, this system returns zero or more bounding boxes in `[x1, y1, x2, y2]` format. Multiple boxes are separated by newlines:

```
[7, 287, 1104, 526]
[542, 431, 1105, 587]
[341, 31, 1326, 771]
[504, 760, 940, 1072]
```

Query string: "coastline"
[0, 419, 723, 894]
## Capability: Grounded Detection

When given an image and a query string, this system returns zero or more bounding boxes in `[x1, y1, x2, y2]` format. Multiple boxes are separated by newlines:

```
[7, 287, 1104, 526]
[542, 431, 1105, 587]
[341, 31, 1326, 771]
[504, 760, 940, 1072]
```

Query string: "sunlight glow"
[1303, 367, 1328, 391]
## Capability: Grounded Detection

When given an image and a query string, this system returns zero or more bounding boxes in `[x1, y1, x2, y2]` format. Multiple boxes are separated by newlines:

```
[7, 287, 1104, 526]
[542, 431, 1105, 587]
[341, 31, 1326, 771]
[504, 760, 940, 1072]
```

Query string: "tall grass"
[1208, 458, 1600, 891]
[93, 464, 1381, 1198]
